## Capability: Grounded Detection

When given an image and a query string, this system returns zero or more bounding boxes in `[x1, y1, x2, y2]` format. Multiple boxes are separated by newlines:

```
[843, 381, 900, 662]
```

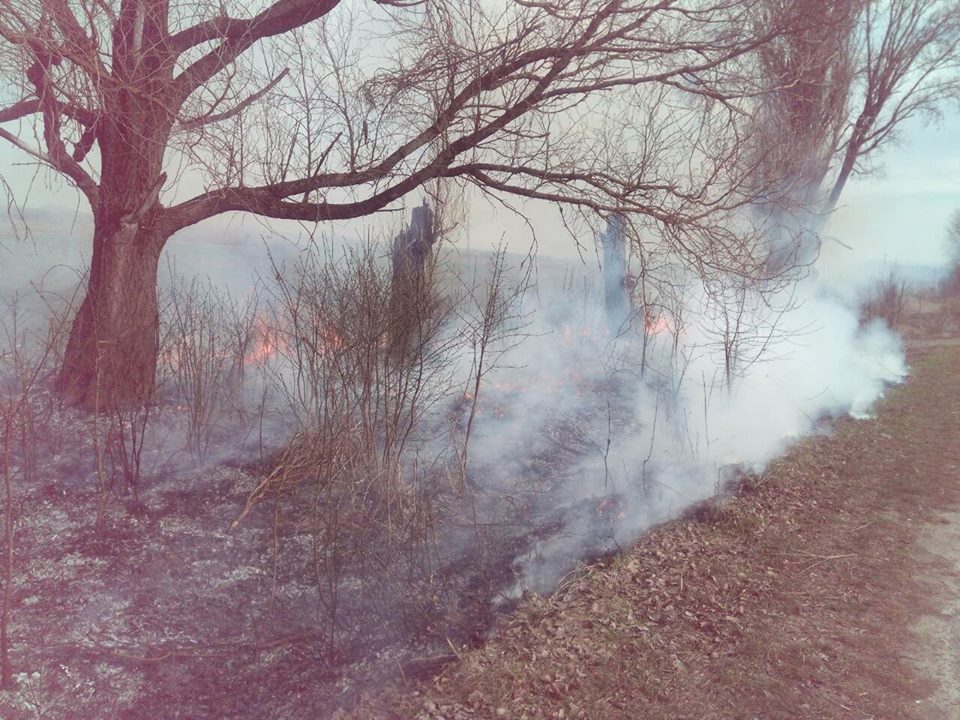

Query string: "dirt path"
[352, 344, 960, 720]
[909, 507, 960, 717]
[903, 347, 960, 719]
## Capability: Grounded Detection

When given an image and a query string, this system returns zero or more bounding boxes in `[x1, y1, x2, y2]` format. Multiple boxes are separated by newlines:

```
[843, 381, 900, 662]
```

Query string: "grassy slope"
[352, 344, 960, 720]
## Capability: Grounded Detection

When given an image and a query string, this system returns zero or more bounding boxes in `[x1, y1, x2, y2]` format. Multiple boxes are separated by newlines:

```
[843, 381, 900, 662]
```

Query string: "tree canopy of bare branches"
[0, 0, 794, 408]
[746, 0, 958, 252]
[823, 0, 960, 213]
[749, 0, 862, 212]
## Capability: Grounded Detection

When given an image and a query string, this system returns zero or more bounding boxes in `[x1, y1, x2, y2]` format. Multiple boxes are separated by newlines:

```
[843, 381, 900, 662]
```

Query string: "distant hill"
[861, 261, 948, 288]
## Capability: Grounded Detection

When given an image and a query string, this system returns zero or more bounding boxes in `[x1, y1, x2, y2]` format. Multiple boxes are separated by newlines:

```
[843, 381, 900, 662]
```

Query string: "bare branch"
[0, 98, 39, 124]
[177, 68, 290, 131]
[172, 0, 340, 99]
[23, 51, 99, 208]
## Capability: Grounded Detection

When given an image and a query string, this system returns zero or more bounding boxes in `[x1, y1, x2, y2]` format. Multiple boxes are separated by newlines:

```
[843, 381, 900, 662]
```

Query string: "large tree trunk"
[57, 21, 175, 411]
[58, 218, 167, 410]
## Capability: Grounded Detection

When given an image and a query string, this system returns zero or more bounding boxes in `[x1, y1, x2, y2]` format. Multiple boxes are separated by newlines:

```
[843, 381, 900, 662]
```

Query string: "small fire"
[644, 312, 672, 336]
[245, 319, 286, 366]
[243, 315, 346, 367]
[557, 311, 673, 349]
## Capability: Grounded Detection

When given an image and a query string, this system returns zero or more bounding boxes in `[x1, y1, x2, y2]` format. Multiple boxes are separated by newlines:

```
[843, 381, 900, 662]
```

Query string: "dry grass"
[348, 340, 960, 720]
[900, 292, 960, 342]
[2, 282, 957, 719]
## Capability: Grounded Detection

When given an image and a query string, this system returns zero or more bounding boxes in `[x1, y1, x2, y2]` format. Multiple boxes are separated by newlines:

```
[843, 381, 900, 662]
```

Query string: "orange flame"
[644, 313, 672, 335]
[245, 319, 284, 366]
[243, 316, 345, 366]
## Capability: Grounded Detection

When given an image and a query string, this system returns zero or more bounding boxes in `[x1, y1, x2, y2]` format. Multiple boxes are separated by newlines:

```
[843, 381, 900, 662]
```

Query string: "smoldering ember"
[0, 1, 959, 718]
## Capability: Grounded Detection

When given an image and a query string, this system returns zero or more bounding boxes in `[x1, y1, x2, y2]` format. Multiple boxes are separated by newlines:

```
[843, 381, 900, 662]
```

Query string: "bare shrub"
[456, 244, 534, 490]
[267, 240, 456, 465]
[159, 271, 260, 459]
[926, 293, 960, 337]
[699, 275, 798, 393]
[234, 238, 459, 646]
[860, 271, 907, 329]
[0, 291, 69, 688]
[82, 393, 144, 524]
[84, 341, 155, 523]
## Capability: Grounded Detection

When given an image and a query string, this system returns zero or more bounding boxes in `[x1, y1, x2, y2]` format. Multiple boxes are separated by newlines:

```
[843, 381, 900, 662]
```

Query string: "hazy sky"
[2, 111, 958, 287]
[824, 114, 960, 269]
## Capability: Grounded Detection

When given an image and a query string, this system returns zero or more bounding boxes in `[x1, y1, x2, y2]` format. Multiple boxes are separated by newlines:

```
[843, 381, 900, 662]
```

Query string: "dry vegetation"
[347, 302, 960, 720]
[0, 0, 958, 716]
[0, 259, 957, 719]
[0, 238, 572, 719]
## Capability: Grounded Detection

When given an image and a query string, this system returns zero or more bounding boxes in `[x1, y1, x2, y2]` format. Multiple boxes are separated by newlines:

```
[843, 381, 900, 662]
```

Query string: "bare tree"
[750, 0, 959, 225]
[750, 0, 862, 216]
[824, 0, 960, 213]
[0, 0, 790, 409]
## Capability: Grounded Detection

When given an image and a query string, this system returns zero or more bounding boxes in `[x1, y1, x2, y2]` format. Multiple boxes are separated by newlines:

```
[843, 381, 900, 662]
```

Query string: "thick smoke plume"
[453, 233, 908, 592]
[0, 214, 910, 603]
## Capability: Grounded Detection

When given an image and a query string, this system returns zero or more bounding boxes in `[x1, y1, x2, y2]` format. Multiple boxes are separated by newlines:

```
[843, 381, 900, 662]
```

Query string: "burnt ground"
[0, 369, 639, 719]
[2, 301, 959, 719]
[350, 337, 960, 719]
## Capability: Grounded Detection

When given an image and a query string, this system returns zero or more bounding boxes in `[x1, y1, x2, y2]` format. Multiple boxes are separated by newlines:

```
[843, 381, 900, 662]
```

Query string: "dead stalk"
[1, 413, 14, 689]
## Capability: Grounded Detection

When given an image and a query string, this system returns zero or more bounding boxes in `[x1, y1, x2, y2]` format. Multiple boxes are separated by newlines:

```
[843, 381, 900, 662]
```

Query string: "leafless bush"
[455, 244, 534, 490]
[943, 271, 960, 299]
[159, 271, 260, 458]
[701, 275, 798, 393]
[860, 271, 907, 329]
[0, 291, 69, 689]
[84, 338, 155, 524]
[926, 292, 960, 337]
[28, 267, 87, 375]
[80, 368, 150, 523]
[232, 238, 460, 646]
[266, 241, 456, 467]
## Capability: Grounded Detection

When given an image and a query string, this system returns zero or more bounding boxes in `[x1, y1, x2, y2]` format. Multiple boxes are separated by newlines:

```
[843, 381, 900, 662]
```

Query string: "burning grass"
[0, 249, 940, 718]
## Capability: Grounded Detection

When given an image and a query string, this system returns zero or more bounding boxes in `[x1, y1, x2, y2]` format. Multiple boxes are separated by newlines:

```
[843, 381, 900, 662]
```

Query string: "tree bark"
[823, 140, 858, 216]
[58, 219, 167, 410]
[56, 19, 175, 411]
[823, 110, 873, 216]
[389, 202, 437, 354]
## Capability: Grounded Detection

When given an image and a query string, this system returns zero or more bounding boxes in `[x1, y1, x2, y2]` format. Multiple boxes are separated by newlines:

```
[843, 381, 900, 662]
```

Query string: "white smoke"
[452, 239, 909, 592]
[0, 209, 914, 598]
